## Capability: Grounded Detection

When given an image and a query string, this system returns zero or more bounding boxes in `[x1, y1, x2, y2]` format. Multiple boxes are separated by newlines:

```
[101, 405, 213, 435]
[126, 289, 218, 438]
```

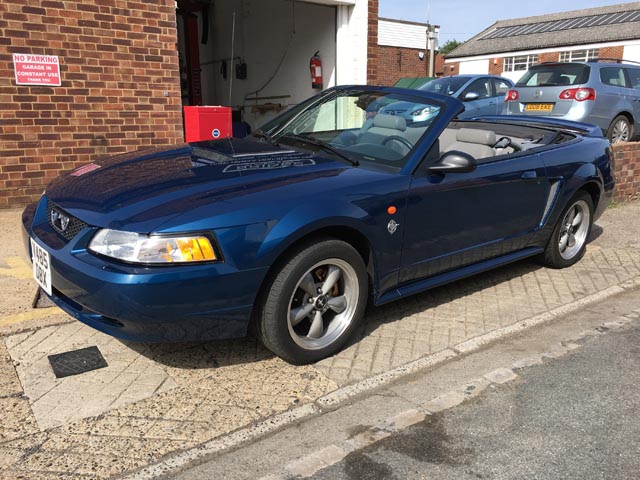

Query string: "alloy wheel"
[287, 258, 359, 351]
[558, 199, 590, 260]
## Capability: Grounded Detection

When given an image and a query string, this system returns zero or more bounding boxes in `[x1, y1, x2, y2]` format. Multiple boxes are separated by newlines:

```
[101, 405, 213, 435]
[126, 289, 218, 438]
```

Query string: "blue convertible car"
[23, 86, 615, 364]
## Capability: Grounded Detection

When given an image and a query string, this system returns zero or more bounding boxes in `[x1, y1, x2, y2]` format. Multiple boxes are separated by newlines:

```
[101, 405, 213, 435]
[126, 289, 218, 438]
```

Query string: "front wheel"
[257, 239, 368, 364]
[539, 192, 593, 269]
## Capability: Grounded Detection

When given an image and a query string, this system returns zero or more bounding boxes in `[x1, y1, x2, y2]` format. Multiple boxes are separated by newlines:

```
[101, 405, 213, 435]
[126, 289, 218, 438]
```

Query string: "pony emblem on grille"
[51, 208, 70, 232]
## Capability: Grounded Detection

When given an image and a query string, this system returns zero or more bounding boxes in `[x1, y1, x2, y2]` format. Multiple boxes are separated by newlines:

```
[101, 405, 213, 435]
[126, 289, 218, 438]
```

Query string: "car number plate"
[31, 238, 52, 296]
[525, 103, 554, 112]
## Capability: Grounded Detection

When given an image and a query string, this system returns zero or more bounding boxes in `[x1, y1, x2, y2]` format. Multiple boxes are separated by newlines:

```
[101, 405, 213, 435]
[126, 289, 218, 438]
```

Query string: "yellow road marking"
[0, 256, 32, 280]
[0, 307, 64, 327]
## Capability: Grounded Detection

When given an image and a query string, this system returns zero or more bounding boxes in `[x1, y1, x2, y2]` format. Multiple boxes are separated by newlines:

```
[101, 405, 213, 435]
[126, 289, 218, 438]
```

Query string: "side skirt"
[375, 246, 544, 306]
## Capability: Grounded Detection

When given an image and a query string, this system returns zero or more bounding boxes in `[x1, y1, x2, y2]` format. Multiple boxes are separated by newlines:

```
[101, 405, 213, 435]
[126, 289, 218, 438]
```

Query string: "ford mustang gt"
[23, 86, 615, 364]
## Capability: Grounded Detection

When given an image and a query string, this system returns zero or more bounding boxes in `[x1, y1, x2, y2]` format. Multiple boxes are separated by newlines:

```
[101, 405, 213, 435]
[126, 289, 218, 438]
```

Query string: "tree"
[438, 39, 463, 56]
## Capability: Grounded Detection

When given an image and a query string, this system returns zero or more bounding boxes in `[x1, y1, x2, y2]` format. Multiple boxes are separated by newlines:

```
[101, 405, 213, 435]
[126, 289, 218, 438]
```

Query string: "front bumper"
[22, 198, 267, 342]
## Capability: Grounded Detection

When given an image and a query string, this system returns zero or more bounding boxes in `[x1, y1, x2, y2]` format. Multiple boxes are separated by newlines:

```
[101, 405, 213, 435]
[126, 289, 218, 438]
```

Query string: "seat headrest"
[456, 128, 496, 146]
[373, 114, 407, 131]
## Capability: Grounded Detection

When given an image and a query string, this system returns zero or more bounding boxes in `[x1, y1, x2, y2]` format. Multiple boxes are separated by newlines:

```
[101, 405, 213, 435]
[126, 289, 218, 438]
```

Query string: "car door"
[399, 149, 549, 284]
[591, 66, 631, 130]
[624, 67, 640, 124]
[492, 78, 512, 114]
[457, 77, 497, 119]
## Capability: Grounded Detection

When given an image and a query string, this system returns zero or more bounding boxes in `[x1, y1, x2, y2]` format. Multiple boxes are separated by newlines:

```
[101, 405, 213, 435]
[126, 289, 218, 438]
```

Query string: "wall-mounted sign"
[13, 54, 61, 86]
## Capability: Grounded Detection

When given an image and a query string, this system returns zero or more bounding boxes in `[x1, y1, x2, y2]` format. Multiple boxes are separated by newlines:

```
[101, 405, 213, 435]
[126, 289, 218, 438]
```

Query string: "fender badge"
[387, 219, 399, 235]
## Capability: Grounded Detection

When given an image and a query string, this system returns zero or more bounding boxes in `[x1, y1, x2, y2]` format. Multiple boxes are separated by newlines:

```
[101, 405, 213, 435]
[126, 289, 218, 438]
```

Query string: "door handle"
[521, 170, 537, 179]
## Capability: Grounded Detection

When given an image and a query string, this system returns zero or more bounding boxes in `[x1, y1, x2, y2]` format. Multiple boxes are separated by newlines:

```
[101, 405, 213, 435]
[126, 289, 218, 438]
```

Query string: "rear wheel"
[257, 239, 367, 364]
[607, 115, 633, 144]
[539, 192, 593, 269]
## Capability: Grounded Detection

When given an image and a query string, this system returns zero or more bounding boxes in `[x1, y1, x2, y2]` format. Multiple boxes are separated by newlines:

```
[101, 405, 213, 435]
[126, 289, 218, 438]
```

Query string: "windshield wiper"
[280, 134, 359, 167]
[253, 129, 279, 146]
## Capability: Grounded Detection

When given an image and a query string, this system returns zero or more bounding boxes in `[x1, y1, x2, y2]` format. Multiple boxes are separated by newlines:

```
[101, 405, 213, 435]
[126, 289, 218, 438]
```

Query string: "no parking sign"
[13, 54, 61, 86]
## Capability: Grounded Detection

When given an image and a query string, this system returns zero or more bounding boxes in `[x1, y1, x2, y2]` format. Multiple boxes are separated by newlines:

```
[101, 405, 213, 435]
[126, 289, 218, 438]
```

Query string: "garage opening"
[176, 0, 338, 133]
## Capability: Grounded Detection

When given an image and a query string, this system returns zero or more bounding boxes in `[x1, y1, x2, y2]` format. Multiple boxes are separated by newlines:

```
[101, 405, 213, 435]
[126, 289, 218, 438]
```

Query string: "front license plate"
[525, 103, 554, 112]
[30, 238, 52, 296]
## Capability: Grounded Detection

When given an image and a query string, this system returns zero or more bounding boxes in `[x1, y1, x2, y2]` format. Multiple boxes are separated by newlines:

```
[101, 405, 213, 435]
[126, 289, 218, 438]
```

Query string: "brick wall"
[0, 0, 183, 208]
[600, 46, 624, 60]
[367, 0, 379, 85]
[488, 58, 503, 76]
[538, 52, 559, 63]
[442, 61, 459, 76]
[612, 142, 640, 203]
[376, 46, 429, 86]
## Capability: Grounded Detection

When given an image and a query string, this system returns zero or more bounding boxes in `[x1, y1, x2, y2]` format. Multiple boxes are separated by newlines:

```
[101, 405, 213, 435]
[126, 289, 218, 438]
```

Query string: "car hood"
[45, 137, 361, 232]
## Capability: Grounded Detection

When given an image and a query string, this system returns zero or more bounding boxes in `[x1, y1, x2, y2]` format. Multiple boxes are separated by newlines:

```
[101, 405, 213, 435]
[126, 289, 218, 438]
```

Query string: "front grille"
[46, 200, 89, 241]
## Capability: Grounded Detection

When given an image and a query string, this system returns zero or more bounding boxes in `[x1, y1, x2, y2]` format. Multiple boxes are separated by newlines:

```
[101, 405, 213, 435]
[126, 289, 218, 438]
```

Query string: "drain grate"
[48, 346, 108, 378]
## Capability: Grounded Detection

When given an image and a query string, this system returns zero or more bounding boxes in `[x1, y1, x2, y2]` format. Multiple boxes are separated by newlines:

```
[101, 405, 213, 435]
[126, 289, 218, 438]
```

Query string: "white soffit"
[378, 19, 427, 49]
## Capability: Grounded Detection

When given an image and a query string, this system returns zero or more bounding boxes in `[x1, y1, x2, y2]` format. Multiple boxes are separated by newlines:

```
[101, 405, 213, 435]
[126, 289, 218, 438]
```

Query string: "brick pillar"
[0, 0, 183, 208]
[367, 0, 379, 85]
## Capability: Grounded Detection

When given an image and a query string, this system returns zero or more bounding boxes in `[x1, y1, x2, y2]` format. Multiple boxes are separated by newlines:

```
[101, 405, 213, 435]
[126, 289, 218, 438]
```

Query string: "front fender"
[255, 201, 372, 262]
[213, 194, 407, 299]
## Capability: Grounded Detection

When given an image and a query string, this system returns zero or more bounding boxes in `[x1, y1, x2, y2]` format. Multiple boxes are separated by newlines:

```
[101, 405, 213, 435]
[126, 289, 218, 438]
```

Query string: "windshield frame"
[255, 86, 449, 172]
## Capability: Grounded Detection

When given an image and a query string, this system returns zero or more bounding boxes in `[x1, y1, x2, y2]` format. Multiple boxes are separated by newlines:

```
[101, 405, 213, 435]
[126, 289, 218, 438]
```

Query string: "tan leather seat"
[359, 114, 407, 145]
[444, 128, 497, 159]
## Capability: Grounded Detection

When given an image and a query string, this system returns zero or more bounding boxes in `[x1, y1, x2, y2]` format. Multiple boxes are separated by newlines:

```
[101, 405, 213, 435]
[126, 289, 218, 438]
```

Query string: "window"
[504, 54, 538, 72]
[492, 79, 511, 97]
[559, 49, 599, 63]
[516, 64, 591, 87]
[462, 78, 492, 100]
[600, 67, 627, 87]
[420, 77, 469, 96]
[625, 68, 640, 90]
[260, 88, 443, 169]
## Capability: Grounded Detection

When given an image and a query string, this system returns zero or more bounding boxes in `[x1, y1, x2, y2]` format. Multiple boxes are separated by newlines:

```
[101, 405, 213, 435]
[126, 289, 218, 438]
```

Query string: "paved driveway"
[0, 202, 639, 479]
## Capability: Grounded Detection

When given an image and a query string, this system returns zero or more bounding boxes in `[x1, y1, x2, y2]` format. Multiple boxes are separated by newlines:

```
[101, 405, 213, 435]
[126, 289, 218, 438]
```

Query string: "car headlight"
[411, 106, 437, 117]
[88, 229, 218, 264]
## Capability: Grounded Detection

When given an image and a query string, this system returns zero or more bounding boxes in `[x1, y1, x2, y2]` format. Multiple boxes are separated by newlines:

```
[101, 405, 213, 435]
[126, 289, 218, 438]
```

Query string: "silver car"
[380, 75, 513, 123]
[504, 60, 640, 143]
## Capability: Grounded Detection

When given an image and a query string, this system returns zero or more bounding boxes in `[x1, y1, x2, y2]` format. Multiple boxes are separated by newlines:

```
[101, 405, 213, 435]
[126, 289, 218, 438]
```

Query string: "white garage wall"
[200, 0, 337, 129]
[336, 0, 368, 86]
[458, 59, 489, 75]
[623, 43, 640, 63]
[501, 71, 527, 83]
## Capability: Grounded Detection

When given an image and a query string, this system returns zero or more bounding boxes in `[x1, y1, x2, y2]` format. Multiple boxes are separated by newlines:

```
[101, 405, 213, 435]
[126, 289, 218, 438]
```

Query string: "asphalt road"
[310, 323, 640, 480]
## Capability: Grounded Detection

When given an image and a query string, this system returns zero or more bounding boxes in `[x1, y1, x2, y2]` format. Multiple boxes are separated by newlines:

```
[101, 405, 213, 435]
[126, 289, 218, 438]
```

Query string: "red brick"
[0, 0, 182, 206]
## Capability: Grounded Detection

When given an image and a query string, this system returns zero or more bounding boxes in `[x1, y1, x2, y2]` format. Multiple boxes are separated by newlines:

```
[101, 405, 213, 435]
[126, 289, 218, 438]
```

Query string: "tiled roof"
[446, 2, 640, 59]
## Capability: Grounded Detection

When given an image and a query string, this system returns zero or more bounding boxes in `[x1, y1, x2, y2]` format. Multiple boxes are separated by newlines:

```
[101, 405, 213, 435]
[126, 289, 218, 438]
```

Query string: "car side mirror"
[463, 92, 480, 101]
[428, 151, 477, 174]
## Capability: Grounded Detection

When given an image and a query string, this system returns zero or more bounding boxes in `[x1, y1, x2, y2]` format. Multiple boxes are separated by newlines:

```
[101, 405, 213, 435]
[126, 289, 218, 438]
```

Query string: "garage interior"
[176, 0, 340, 132]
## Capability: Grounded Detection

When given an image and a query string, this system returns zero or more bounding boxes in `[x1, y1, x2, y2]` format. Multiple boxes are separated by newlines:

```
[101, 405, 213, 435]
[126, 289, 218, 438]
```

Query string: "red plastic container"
[183, 106, 232, 142]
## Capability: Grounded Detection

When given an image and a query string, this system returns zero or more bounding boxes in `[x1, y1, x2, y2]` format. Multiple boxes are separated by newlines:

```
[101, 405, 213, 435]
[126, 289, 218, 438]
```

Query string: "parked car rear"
[503, 60, 640, 143]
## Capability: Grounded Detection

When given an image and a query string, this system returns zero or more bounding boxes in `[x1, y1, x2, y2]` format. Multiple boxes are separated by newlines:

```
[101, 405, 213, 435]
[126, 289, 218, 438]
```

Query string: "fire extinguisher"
[310, 51, 323, 90]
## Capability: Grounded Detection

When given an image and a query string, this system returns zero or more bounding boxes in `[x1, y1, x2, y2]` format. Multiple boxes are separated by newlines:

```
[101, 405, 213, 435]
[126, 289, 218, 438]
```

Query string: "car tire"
[539, 191, 593, 269]
[257, 239, 368, 364]
[606, 115, 633, 144]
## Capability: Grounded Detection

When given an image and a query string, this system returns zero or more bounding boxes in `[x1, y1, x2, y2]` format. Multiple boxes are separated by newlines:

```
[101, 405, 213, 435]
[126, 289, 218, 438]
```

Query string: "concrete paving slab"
[6, 323, 178, 429]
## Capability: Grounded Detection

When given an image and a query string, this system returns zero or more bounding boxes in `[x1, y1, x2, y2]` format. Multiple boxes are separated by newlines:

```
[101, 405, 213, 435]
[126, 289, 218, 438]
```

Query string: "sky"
[378, 0, 638, 45]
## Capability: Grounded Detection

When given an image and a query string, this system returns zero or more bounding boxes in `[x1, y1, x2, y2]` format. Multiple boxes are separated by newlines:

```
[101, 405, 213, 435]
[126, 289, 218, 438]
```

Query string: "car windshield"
[258, 89, 443, 169]
[516, 64, 591, 87]
[419, 77, 469, 96]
